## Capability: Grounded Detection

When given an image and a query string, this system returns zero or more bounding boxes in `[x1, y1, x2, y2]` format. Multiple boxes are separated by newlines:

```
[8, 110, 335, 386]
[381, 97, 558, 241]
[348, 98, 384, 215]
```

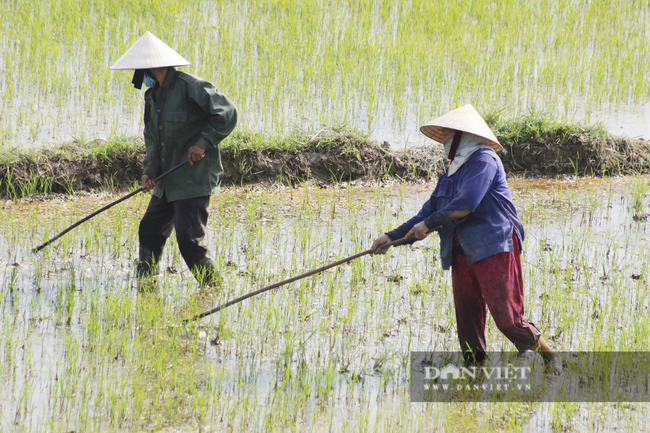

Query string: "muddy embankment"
[1, 132, 649, 198]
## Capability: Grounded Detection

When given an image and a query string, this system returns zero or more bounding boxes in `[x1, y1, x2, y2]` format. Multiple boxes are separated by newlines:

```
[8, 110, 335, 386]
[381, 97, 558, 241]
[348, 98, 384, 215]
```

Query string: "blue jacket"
[387, 148, 524, 270]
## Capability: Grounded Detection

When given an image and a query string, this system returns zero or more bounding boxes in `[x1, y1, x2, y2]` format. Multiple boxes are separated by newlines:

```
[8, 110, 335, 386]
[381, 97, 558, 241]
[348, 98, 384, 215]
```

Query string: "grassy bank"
[0, 128, 446, 199]
[1, 117, 649, 199]
[488, 112, 650, 176]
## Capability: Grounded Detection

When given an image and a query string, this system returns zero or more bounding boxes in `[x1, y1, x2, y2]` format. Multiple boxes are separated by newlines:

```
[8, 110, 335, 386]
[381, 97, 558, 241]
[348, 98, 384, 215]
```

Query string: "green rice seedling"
[2, 176, 650, 430]
[1, 0, 648, 150]
[630, 176, 648, 218]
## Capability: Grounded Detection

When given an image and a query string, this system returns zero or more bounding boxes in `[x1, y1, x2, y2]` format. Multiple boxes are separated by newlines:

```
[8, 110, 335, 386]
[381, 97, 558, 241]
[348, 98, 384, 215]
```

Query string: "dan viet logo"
[423, 363, 532, 392]
[412, 351, 650, 402]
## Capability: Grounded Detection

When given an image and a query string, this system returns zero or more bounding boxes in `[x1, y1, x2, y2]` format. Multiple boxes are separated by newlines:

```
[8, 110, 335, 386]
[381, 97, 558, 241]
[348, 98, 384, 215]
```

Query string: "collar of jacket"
[160, 67, 177, 89]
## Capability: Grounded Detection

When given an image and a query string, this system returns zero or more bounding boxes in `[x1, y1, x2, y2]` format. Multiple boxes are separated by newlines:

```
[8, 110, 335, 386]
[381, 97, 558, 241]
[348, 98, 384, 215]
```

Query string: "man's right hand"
[141, 175, 156, 191]
[371, 234, 393, 255]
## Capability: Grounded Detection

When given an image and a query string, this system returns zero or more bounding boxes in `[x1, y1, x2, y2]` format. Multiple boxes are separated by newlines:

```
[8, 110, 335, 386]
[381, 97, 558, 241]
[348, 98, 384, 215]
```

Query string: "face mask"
[144, 71, 156, 88]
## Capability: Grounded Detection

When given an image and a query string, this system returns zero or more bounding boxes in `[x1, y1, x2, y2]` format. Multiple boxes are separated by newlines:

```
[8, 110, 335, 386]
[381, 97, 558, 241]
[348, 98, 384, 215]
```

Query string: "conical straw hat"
[110, 31, 190, 70]
[420, 104, 502, 152]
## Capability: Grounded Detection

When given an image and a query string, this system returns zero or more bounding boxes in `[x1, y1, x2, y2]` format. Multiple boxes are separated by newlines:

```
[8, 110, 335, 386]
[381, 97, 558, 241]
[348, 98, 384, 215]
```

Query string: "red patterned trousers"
[451, 235, 541, 355]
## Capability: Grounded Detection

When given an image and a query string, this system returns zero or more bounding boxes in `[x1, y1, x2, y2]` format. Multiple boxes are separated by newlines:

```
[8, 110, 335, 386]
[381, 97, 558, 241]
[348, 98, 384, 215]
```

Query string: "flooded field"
[2, 0, 650, 149]
[1, 176, 649, 431]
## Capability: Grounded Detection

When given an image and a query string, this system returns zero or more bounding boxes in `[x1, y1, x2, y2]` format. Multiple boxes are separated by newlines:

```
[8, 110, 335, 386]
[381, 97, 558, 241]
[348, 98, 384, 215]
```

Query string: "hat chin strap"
[447, 130, 463, 162]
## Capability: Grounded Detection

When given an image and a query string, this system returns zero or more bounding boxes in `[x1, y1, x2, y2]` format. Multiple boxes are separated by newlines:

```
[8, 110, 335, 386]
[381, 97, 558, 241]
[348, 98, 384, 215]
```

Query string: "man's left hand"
[188, 146, 205, 165]
[405, 221, 431, 241]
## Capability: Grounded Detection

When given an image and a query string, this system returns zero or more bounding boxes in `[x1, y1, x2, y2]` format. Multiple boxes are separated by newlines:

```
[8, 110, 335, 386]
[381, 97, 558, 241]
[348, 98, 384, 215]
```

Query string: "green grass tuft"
[485, 110, 609, 145]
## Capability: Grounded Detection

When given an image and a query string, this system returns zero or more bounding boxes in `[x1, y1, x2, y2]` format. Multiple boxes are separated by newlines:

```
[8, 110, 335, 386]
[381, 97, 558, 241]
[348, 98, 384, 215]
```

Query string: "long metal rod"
[33, 152, 204, 253]
[186, 232, 437, 323]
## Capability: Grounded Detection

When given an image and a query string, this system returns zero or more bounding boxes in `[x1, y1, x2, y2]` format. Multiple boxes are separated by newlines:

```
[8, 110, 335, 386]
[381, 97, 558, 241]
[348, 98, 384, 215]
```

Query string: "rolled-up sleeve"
[189, 81, 238, 150]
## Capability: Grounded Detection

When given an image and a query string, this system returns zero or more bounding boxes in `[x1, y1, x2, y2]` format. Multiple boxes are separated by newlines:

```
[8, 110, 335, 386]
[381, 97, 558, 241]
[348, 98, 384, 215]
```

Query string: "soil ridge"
[0, 133, 648, 198]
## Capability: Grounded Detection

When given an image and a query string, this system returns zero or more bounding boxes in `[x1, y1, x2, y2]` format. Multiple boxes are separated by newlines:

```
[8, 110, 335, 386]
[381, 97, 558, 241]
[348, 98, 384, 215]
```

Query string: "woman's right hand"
[141, 175, 156, 191]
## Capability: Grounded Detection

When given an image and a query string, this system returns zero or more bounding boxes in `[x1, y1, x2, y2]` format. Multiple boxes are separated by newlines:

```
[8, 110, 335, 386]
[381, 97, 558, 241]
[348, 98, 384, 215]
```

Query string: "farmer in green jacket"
[111, 32, 238, 289]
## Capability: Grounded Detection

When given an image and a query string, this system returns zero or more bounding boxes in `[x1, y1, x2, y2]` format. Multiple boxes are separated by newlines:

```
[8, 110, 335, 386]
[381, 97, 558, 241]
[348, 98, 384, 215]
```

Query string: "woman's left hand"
[405, 221, 431, 240]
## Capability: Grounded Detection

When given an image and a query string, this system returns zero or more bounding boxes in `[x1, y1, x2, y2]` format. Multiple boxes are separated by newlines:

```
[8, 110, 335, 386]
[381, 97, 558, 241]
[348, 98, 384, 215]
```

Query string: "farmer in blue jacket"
[372, 105, 559, 373]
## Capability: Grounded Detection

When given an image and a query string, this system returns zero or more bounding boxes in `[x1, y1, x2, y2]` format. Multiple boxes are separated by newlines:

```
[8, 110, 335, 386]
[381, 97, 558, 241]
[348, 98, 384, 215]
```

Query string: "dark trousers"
[137, 193, 217, 285]
[451, 235, 541, 363]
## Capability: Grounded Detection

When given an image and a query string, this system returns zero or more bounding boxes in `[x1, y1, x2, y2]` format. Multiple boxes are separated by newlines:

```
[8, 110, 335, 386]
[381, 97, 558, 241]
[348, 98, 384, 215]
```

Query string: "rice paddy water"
[1, 0, 649, 148]
[1, 176, 649, 431]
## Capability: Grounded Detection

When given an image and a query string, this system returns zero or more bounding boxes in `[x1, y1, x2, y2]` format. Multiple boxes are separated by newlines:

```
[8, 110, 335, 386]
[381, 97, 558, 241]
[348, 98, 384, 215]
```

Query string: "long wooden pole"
[33, 150, 211, 253]
[185, 232, 437, 323]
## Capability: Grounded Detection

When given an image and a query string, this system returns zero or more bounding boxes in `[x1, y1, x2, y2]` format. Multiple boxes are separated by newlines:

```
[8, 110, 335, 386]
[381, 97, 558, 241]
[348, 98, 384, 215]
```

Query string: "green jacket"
[142, 68, 238, 201]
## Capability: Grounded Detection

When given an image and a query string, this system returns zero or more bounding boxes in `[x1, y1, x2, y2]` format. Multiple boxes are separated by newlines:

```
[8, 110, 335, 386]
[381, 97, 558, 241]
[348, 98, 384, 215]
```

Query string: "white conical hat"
[110, 31, 190, 70]
[420, 104, 502, 152]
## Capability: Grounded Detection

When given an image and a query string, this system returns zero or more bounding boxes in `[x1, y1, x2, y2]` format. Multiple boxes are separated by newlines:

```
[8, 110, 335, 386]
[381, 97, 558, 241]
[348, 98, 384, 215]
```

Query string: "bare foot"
[543, 355, 562, 376]
[532, 336, 562, 375]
